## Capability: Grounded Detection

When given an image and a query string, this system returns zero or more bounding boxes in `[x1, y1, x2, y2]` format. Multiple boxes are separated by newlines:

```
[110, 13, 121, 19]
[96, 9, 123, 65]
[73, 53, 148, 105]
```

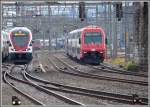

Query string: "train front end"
[8, 27, 33, 62]
[81, 26, 106, 64]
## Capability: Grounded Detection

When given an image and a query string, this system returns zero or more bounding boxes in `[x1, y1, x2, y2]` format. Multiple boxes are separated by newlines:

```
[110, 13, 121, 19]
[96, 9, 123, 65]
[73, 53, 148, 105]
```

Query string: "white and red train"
[2, 31, 9, 60]
[8, 27, 33, 62]
[65, 26, 107, 64]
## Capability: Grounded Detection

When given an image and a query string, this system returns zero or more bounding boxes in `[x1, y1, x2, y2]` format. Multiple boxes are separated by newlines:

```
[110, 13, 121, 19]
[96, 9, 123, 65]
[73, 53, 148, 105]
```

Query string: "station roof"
[1, 0, 118, 5]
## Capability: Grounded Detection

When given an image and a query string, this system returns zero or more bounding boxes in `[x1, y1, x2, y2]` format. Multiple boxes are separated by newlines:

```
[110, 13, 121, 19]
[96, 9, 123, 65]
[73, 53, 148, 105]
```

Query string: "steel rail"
[24, 70, 148, 105]
[3, 69, 46, 106]
[53, 56, 148, 86]
[3, 65, 85, 106]
[63, 54, 148, 77]
[94, 63, 148, 77]
[22, 67, 86, 106]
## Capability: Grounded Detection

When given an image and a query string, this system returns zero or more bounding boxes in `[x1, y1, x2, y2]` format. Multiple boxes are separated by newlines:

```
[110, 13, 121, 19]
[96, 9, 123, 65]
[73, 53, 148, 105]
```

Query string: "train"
[32, 38, 65, 50]
[8, 27, 33, 62]
[32, 39, 42, 50]
[65, 26, 107, 64]
[2, 31, 9, 60]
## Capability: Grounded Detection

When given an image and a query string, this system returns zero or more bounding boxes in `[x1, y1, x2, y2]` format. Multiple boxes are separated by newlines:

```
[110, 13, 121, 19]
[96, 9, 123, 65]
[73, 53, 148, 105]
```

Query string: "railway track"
[2, 53, 148, 105]
[92, 63, 148, 77]
[63, 54, 147, 77]
[24, 64, 148, 105]
[2, 65, 45, 106]
[51, 55, 148, 86]
[2, 64, 85, 106]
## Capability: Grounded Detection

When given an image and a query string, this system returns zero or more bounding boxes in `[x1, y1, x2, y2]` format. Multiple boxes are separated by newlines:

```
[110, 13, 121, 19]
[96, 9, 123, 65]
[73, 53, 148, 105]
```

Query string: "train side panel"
[2, 31, 9, 60]
[66, 25, 106, 64]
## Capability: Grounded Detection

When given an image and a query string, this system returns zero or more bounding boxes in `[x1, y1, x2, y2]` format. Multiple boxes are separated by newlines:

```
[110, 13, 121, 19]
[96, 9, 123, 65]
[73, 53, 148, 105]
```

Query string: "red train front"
[66, 26, 107, 64]
[80, 26, 106, 63]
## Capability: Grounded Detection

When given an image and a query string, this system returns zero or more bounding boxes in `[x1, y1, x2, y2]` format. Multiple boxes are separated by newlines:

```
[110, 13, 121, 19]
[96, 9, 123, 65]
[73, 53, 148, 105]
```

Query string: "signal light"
[116, 3, 123, 21]
[79, 2, 86, 21]
[12, 96, 21, 105]
[132, 94, 142, 104]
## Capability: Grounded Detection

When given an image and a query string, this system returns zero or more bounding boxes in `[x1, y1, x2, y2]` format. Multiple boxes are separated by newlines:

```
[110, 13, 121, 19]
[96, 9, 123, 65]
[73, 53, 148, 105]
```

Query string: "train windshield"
[84, 32, 102, 44]
[12, 35, 29, 47]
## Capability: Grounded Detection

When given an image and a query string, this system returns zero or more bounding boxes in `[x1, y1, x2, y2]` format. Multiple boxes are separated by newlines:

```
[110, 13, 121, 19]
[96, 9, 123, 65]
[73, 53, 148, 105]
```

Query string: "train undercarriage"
[81, 51, 104, 64]
[9, 53, 33, 64]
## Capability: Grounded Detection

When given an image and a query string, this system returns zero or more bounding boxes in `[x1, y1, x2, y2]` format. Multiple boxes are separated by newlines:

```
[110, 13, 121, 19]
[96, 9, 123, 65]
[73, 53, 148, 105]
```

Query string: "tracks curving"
[51, 55, 148, 86]
[92, 63, 148, 77]
[2, 64, 85, 106]
[3, 65, 46, 106]
[24, 64, 148, 105]
[63, 53, 147, 77]
[2, 52, 148, 105]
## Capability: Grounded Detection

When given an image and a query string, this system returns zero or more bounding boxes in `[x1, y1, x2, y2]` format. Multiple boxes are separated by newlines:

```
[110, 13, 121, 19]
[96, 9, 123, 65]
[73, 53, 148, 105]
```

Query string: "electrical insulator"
[79, 2, 86, 21]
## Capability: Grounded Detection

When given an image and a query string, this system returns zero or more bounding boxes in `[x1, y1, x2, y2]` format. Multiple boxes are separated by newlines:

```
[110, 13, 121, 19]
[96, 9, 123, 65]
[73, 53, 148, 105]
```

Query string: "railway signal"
[12, 96, 21, 105]
[116, 3, 123, 21]
[79, 2, 86, 21]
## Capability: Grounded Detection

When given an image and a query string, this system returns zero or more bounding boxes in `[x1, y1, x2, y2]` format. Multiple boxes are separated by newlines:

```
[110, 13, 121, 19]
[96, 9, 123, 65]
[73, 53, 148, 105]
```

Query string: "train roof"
[69, 25, 103, 34]
[10, 27, 31, 33]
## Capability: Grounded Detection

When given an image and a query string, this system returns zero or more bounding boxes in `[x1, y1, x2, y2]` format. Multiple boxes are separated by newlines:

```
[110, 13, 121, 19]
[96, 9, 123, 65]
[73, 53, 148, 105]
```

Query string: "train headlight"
[91, 49, 96, 51]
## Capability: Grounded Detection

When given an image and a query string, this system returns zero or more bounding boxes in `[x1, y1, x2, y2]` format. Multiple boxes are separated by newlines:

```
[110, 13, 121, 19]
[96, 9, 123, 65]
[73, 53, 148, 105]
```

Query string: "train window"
[84, 32, 102, 44]
[12, 35, 29, 47]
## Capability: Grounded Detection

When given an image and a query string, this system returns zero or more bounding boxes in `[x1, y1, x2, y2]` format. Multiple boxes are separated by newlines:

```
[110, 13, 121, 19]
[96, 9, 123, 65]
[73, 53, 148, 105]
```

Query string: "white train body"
[2, 31, 9, 60]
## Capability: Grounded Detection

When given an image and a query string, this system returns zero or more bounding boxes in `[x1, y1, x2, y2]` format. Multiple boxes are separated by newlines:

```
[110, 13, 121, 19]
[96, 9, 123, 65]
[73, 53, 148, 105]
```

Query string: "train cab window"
[84, 32, 102, 44]
[12, 31, 30, 47]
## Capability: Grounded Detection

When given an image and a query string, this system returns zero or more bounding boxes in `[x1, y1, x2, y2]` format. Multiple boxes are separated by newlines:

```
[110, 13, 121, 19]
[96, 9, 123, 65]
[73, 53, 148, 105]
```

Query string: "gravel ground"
[57, 53, 148, 82]
[2, 51, 148, 105]
[2, 66, 34, 105]
[2, 54, 66, 105]
[2, 82, 34, 105]
[9, 79, 67, 105]
[34, 52, 148, 99]
[2, 65, 68, 105]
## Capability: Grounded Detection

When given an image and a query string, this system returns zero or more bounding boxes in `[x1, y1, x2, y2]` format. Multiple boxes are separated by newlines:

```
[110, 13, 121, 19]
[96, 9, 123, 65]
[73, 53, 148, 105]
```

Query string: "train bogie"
[9, 53, 33, 61]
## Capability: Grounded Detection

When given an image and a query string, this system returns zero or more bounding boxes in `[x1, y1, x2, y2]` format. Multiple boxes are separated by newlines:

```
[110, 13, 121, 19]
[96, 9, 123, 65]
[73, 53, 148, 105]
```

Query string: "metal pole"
[109, 3, 112, 58]
[125, 2, 127, 62]
[48, 3, 51, 52]
[113, 13, 117, 58]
